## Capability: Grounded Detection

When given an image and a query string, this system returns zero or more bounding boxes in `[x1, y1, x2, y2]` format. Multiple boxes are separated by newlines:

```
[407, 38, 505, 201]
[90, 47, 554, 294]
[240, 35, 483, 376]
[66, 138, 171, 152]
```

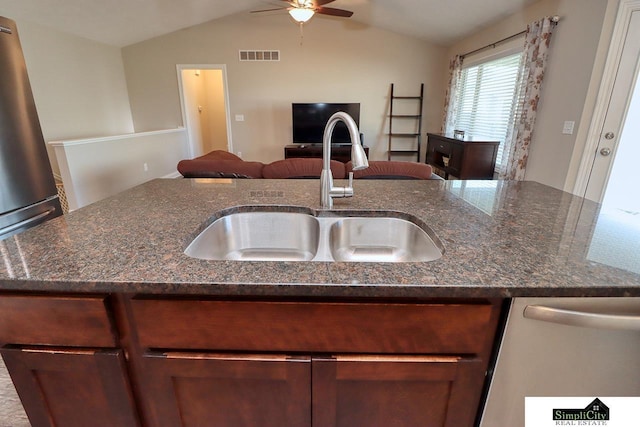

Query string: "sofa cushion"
[262, 158, 346, 179]
[346, 160, 434, 180]
[196, 150, 242, 161]
[177, 159, 264, 178]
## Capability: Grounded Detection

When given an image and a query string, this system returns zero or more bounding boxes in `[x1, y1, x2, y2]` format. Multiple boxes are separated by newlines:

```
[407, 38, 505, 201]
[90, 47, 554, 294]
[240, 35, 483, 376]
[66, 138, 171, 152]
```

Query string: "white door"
[582, 8, 640, 205]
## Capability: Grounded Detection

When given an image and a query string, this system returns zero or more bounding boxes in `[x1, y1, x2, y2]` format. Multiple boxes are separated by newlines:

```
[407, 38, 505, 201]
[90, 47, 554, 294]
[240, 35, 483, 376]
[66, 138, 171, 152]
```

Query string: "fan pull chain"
[299, 22, 304, 45]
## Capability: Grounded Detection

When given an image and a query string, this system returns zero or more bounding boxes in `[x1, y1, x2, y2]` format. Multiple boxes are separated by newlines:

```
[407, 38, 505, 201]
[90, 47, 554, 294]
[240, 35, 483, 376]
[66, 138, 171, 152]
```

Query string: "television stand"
[284, 144, 369, 163]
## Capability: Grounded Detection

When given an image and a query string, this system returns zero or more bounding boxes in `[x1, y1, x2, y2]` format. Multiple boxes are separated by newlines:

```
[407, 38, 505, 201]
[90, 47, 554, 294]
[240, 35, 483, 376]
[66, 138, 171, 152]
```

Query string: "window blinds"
[452, 52, 524, 170]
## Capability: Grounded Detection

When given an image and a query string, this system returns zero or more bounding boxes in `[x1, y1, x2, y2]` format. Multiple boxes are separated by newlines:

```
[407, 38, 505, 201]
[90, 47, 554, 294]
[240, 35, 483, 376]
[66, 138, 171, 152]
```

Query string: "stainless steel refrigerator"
[0, 16, 62, 241]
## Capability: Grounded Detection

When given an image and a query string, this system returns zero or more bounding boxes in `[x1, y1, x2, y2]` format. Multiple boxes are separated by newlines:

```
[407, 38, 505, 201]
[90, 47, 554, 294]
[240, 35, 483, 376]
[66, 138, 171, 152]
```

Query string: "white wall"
[13, 19, 135, 175]
[446, 0, 610, 190]
[50, 129, 189, 210]
[122, 12, 447, 163]
[12, 19, 187, 210]
[9, 1, 616, 198]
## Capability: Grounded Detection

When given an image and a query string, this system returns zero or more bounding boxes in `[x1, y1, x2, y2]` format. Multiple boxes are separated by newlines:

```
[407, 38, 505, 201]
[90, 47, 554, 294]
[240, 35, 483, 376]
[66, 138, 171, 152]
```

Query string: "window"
[450, 51, 524, 172]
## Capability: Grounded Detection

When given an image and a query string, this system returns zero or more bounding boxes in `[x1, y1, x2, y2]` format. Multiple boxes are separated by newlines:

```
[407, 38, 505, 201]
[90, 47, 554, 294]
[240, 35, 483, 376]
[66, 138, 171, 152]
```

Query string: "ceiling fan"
[251, 0, 354, 24]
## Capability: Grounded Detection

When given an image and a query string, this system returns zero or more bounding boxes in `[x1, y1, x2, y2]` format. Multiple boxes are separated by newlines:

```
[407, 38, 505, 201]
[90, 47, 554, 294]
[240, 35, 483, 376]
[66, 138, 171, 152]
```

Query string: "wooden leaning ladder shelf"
[387, 83, 424, 161]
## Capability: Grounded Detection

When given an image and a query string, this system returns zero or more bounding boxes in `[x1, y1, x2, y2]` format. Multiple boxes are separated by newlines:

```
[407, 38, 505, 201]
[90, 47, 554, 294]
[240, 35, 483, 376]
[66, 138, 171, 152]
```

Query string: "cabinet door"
[459, 143, 498, 179]
[142, 353, 311, 427]
[312, 356, 484, 427]
[1, 347, 139, 427]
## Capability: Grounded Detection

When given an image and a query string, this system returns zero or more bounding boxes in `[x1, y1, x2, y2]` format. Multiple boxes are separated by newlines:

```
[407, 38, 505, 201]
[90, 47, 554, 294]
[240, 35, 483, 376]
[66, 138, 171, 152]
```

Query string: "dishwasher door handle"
[523, 305, 640, 331]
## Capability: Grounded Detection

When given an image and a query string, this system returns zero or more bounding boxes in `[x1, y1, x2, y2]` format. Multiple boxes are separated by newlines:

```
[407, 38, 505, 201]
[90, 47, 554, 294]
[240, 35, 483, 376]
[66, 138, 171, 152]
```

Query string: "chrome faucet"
[320, 112, 369, 208]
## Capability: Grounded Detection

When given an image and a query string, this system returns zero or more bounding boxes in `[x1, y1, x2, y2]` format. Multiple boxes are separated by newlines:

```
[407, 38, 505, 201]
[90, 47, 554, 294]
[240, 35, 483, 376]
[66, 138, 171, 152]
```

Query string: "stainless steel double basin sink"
[184, 208, 443, 263]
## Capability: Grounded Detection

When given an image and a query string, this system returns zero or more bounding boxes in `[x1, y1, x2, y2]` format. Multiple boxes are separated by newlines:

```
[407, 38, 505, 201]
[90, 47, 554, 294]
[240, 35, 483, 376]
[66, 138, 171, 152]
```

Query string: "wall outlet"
[143, 162, 149, 172]
[235, 114, 245, 122]
[237, 152, 242, 158]
[562, 121, 575, 135]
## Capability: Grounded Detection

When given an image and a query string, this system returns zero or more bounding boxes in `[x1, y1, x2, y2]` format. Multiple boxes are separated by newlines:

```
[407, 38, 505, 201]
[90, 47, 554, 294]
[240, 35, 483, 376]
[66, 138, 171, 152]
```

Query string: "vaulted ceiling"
[0, 0, 538, 47]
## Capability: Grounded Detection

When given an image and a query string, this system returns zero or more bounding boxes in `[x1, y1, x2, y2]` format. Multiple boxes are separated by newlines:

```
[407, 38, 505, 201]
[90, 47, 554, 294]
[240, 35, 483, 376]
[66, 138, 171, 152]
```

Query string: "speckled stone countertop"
[1, 178, 639, 298]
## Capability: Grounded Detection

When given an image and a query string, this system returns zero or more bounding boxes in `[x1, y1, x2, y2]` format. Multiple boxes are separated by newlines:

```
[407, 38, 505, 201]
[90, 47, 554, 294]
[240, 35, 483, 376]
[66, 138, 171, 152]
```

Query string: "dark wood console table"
[426, 133, 499, 180]
[284, 144, 369, 163]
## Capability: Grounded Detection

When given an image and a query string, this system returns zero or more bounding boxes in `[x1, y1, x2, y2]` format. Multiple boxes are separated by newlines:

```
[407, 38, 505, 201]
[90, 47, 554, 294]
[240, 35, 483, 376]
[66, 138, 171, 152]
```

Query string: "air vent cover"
[239, 50, 280, 61]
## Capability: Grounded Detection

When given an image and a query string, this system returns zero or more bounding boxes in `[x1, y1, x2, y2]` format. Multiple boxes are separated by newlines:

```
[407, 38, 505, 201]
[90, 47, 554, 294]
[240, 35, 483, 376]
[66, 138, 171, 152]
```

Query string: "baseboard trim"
[162, 171, 182, 179]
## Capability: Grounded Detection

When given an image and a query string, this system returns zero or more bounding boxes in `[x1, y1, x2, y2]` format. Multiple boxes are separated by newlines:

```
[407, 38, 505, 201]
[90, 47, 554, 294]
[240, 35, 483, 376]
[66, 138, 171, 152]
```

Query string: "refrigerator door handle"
[0, 208, 56, 237]
[524, 304, 640, 331]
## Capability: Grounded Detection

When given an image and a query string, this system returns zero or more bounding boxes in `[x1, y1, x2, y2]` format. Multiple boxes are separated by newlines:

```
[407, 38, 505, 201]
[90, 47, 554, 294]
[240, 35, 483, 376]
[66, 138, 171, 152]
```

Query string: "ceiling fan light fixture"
[289, 8, 314, 23]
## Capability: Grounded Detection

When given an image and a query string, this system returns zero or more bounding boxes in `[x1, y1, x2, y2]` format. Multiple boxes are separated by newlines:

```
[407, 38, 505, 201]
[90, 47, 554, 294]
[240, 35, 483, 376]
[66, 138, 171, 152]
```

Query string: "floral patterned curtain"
[441, 55, 463, 134]
[500, 17, 556, 180]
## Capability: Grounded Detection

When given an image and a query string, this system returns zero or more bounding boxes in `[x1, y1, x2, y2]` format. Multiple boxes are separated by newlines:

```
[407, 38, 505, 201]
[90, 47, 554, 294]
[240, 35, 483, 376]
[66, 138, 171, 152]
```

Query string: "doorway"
[177, 64, 233, 158]
[575, 3, 640, 274]
[578, 3, 640, 211]
[601, 66, 640, 213]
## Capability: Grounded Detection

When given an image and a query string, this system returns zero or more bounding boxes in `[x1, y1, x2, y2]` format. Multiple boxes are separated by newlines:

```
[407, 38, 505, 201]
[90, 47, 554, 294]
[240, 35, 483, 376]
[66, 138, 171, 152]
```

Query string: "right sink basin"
[327, 216, 443, 262]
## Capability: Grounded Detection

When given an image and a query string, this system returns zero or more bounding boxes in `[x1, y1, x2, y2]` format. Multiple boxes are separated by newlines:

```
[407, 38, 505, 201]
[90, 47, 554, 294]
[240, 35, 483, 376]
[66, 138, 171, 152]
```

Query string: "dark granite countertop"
[1, 178, 639, 298]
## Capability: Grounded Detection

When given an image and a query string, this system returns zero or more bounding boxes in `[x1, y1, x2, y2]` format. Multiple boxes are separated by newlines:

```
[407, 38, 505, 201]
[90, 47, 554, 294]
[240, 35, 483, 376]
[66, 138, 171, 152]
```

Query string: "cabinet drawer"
[131, 299, 493, 354]
[430, 139, 452, 156]
[0, 295, 116, 347]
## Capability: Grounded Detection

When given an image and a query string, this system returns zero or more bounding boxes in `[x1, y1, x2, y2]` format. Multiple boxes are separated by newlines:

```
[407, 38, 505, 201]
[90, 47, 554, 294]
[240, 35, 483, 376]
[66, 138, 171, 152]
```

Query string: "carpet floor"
[0, 359, 29, 427]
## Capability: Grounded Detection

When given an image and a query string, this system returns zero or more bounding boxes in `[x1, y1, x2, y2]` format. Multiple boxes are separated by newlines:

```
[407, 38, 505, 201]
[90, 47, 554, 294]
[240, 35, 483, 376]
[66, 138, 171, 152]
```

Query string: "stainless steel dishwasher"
[480, 297, 640, 427]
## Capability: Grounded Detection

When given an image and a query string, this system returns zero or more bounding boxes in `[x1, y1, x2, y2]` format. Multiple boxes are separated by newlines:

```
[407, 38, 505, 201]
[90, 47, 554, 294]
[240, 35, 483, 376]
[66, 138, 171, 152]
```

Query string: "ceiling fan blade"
[316, 7, 353, 18]
[250, 7, 288, 13]
[313, 0, 337, 6]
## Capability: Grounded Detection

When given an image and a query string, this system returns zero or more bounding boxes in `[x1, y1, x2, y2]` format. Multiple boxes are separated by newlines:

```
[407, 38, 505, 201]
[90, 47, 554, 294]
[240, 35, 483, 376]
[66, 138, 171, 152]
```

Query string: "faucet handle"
[348, 171, 354, 188]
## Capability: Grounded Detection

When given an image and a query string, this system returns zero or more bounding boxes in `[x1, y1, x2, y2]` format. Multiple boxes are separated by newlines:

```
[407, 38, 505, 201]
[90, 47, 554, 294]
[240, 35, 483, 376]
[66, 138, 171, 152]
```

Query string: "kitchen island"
[2, 178, 638, 297]
[0, 178, 638, 427]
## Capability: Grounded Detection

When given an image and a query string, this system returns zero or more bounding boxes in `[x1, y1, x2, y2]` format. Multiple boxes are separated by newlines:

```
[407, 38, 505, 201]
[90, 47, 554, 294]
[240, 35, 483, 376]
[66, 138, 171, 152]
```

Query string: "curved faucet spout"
[320, 112, 369, 208]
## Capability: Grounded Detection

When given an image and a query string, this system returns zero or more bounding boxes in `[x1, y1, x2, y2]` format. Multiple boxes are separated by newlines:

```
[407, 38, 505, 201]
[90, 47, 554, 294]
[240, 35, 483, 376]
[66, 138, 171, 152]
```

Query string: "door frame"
[572, 0, 640, 200]
[176, 64, 233, 158]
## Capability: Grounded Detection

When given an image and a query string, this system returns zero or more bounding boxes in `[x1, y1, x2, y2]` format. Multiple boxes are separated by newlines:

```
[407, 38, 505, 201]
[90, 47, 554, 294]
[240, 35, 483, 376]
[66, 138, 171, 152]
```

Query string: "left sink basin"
[185, 211, 320, 261]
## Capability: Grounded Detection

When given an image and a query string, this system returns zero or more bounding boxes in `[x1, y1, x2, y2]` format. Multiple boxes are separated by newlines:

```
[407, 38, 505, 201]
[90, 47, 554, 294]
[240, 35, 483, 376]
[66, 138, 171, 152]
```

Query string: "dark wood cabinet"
[284, 144, 369, 163]
[142, 353, 311, 427]
[0, 295, 117, 347]
[2, 348, 139, 427]
[426, 133, 499, 179]
[0, 295, 140, 427]
[0, 294, 502, 427]
[312, 356, 484, 427]
[128, 298, 501, 427]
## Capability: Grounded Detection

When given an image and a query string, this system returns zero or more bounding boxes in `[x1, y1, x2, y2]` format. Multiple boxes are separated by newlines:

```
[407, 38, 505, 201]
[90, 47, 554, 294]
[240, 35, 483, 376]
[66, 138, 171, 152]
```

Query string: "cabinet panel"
[449, 143, 464, 176]
[1, 347, 139, 427]
[131, 299, 493, 354]
[426, 133, 498, 180]
[312, 356, 482, 427]
[141, 353, 311, 427]
[0, 295, 115, 347]
[460, 143, 499, 179]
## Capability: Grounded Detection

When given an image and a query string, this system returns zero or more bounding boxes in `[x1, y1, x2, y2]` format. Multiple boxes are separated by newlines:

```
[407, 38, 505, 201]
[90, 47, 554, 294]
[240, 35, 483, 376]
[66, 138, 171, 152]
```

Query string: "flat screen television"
[292, 103, 360, 144]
